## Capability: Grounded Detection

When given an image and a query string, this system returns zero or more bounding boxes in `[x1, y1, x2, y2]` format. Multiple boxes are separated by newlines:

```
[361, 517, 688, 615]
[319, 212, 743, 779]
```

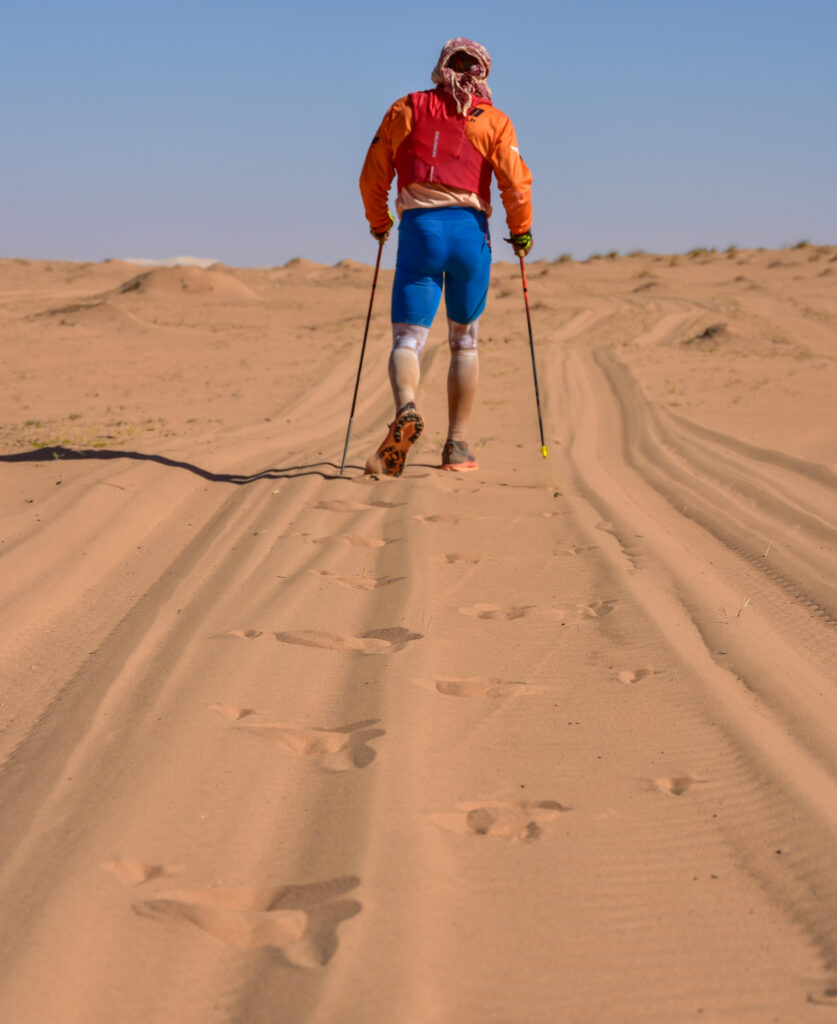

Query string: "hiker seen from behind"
[359, 37, 533, 476]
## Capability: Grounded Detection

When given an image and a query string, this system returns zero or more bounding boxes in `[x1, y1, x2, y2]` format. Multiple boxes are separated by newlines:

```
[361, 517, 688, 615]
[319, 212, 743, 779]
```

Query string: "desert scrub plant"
[555, 253, 573, 263]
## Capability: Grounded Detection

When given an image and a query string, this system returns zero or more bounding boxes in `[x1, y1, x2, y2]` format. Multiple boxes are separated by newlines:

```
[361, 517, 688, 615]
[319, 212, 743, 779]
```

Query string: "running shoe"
[365, 402, 424, 477]
[440, 439, 478, 472]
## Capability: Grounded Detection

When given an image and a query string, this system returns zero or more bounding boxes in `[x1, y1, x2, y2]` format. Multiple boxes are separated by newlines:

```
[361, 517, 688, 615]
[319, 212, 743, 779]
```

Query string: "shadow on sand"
[0, 445, 356, 483]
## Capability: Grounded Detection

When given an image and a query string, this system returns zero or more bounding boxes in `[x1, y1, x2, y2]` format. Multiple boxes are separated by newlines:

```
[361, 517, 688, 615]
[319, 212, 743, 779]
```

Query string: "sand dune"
[116, 265, 259, 300]
[1, 246, 836, 1022]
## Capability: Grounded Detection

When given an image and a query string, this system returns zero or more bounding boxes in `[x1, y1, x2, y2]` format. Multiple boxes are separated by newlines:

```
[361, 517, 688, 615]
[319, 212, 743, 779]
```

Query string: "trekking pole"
[518, 253, 548, 457]
[340, 240, 384, 475]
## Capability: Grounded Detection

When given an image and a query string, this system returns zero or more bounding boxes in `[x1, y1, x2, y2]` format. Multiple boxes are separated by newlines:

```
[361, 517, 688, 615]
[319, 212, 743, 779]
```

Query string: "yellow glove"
[505, 231, 533, 257]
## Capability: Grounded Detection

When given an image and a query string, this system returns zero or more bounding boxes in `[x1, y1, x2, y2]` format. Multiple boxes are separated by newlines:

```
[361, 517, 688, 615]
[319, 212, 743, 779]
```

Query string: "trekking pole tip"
[541, 445, 548, 458]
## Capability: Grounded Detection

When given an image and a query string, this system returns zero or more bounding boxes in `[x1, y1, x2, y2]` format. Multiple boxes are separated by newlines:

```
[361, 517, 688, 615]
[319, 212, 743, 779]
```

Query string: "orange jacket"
[360, 89, 533, 235]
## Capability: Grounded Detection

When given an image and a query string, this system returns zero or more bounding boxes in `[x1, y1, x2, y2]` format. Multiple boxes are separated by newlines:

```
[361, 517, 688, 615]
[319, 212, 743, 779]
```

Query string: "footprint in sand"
[209, 629, 263, 640]
[542, 600, 615, 622]
[236, 718, 384, 770]
[498, 482, 556, 491]
[274, 627, 422, 654]
[576, 600, 616, 619]
[313, 534, 391, 548]
[510, 511, 564, 523]
[441, 553, 481, 565]
[556, 545, 599, 557]
[808, 987, 837, 1007]
[413, 514, 477, 525]
[431, 800, 570, 842]
[310, 499, 400, 512]
[310, 499, 372, 512]
[458, 603, 531, 620]
[101, 860, 182, 886]
[308, 569, 401, 591]
[428, 676, 539, 700]
[209, 704, 257, 721]
[134, 876, 361, 966]
[616, 668, 653, 685]
[458, 601, 615, 622]
[652, 776, 706, 796]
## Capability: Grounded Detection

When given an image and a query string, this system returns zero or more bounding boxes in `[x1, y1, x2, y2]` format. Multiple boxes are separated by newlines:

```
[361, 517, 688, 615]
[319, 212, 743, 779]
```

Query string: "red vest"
[395, 88, 493, 203]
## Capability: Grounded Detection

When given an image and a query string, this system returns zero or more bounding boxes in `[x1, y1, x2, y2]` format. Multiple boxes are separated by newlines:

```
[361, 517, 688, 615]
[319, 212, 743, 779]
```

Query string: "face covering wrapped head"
[430, 38, 492, 116]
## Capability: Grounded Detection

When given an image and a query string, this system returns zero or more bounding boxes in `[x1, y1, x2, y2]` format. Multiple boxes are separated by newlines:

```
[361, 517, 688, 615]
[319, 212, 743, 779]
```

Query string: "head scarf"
[431, 38, 492, 117]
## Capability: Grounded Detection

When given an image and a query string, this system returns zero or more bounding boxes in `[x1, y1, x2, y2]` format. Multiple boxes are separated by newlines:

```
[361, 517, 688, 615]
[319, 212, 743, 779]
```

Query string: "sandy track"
[1, 252, 836, 1022]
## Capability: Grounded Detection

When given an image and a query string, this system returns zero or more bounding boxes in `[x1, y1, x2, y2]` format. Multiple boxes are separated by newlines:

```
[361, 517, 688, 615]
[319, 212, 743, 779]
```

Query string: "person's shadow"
[0, 445, 354, 482]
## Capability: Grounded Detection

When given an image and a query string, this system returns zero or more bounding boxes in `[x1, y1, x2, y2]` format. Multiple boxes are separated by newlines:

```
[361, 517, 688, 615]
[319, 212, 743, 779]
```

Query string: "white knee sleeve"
[392, 323, 430, 357]
[448, 318, 479, 352]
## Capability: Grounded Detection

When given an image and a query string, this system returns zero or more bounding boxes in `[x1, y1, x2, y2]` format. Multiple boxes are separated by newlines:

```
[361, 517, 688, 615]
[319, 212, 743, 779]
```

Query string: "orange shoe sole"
[439, 439, 478, 472]
[368, 406, 424, 477]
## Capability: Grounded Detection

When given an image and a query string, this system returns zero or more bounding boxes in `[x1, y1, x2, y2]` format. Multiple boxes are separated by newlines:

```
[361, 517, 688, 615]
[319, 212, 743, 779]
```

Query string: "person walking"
[359, 37, 533, 476]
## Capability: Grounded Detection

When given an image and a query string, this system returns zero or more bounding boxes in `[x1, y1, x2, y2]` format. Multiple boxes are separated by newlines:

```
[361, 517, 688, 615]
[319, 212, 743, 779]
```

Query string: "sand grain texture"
[1, 249, 836, 1022]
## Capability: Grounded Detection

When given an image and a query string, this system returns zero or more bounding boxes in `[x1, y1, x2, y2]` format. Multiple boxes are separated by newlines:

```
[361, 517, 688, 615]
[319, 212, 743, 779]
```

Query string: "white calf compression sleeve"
[448, 318, 479, 351]
[392, 323, 430, 357]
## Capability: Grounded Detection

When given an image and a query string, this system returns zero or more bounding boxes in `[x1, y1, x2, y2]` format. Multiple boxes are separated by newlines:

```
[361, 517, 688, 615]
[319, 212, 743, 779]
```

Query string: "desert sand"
[1, 244, 836, 1023]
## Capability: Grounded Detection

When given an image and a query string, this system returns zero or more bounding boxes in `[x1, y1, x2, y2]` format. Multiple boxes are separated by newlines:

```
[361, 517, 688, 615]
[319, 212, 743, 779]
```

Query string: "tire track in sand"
[564, 344, 837, 984]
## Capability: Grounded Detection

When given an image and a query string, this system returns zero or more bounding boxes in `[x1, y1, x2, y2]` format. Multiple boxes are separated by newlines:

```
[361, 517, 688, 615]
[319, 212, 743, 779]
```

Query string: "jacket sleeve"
[470, 109, 533, 235]
[359, 97, 413, 232]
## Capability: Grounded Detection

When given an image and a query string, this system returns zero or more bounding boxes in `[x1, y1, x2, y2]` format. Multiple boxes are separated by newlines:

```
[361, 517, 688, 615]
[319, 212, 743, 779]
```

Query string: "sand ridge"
[115, 265, 260, 300]
[1, 246, 836, 1021]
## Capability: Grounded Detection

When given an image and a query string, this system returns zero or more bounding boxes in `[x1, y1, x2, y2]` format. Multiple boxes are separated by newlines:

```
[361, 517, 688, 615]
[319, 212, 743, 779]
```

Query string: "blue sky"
[2, 0, 835, 266]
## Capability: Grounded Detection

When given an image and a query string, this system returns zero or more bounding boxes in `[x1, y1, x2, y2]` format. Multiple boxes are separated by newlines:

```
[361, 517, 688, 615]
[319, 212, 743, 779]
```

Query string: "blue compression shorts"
[391, 207, 491, 327]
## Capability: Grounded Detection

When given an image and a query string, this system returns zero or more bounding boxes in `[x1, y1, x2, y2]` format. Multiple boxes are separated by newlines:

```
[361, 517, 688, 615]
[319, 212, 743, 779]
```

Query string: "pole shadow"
[0, 446, 361, 483]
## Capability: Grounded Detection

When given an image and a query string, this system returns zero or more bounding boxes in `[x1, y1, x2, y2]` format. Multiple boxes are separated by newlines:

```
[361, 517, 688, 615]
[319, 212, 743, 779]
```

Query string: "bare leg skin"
[446, 319, 479, 442]
[388, 348, 421, 411]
